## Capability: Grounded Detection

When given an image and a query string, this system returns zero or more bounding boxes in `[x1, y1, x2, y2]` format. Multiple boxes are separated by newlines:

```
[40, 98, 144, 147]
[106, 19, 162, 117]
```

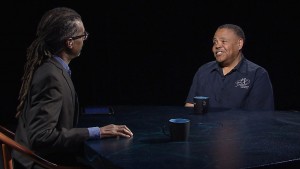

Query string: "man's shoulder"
[192, 61, 217, 77]
[38, 58, 62, 70]
[243, 58, 267, 72]
[198, 60, 217, 70]
[240, 58, 271, 79]
[34, 59, 63, 78]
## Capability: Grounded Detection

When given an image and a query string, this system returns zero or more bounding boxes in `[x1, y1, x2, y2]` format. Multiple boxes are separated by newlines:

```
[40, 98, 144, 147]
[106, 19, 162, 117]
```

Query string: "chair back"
[0, 125, 84, 169]
[0, 125, 14, 169]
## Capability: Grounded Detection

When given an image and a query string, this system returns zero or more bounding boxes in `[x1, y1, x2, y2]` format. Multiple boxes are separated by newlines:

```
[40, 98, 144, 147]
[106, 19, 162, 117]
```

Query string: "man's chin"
[216, 59, 226, 67]
[215, 57, 224, 63]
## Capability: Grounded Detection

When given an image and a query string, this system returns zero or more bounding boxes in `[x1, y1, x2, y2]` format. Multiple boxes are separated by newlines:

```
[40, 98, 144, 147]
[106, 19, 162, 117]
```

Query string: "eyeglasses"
[70, 31, 89, 41]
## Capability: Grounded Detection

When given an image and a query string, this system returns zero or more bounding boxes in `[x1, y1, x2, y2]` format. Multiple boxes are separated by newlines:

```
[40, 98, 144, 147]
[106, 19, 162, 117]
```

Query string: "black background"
[1, 0, 299, 123]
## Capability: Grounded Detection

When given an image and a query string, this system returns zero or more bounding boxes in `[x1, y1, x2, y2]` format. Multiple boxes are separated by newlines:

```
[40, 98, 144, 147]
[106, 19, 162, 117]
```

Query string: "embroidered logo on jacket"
[235, 78, 250, 89]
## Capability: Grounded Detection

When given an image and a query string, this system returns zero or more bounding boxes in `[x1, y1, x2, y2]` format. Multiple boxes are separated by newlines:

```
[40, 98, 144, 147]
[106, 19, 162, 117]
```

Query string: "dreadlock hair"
[16, 7, 82, 117]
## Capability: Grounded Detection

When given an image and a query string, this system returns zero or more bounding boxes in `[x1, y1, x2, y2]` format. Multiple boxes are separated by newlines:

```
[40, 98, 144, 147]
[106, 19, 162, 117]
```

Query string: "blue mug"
[193, 96, 209, 114]
[163, 118, 190, 141]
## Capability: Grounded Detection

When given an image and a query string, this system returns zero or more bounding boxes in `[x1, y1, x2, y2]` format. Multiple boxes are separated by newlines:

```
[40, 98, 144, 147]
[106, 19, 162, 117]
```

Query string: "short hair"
[217, 24, 245, 42]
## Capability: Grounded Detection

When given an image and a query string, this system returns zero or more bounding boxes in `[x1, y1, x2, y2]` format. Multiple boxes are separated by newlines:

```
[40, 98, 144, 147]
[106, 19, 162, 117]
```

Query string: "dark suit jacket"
[13, 58, 90, 168]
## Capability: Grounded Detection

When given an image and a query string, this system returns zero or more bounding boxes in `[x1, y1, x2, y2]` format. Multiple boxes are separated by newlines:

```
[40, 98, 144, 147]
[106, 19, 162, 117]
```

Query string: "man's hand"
[100, 124, 133, 138]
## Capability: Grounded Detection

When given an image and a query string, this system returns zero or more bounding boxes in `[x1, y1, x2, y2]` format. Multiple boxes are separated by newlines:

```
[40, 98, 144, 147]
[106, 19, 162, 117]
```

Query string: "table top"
[79, 106, 300, 169]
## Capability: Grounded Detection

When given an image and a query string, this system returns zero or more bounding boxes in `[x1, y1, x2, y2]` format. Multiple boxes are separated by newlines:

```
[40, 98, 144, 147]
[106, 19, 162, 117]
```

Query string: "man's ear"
[65, 38, 73, 49]
[238, 39, 244, 50]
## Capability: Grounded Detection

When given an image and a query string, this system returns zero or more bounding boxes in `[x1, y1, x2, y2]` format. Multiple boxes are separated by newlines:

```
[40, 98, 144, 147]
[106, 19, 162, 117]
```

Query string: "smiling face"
[212, 28, 243, 67]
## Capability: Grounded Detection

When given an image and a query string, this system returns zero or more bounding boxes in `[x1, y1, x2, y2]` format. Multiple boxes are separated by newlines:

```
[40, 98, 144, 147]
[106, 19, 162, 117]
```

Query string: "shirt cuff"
[88, 127, 101, 139]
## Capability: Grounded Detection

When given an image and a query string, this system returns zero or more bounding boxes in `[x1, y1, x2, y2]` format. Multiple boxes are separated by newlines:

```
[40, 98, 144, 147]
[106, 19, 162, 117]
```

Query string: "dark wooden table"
[79, 106, 300, 169]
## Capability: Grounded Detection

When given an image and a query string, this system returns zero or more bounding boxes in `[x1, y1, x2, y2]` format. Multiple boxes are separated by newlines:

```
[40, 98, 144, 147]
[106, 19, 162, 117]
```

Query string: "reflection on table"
[78, 106, 300, 169]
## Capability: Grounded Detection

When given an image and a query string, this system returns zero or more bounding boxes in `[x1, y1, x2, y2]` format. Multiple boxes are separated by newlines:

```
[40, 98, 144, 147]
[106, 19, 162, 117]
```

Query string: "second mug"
[193, 96, 209, 114]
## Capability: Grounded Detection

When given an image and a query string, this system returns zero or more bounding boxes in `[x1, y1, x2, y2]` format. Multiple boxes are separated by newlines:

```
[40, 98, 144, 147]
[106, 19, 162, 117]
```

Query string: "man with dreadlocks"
[13, 7, 133, 169]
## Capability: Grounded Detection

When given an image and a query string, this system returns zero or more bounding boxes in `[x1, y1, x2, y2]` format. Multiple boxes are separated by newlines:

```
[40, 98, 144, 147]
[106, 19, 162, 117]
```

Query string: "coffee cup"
[193, 96, 209, 114]
[163, 118, 190, 141]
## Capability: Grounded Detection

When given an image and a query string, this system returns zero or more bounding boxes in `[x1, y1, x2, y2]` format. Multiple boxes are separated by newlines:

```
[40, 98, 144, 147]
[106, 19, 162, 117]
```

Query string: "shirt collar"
[211, 54, 246, 74]
[234, 54, 247, 74]
[53, 55, 71, 74]
[54, 55, 70, 70]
